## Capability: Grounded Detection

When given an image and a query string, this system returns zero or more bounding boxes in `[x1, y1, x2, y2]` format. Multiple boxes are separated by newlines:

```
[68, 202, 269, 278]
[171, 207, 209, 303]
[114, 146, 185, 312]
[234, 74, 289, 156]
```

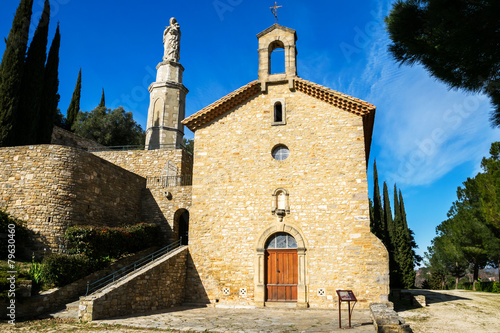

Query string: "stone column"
[145, 19, 188, 150]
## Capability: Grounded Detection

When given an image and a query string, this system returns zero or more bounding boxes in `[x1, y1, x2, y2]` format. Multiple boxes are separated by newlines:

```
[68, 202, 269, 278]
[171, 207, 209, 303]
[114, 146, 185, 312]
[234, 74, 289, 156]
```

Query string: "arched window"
[266, 233, 298, 249]
[274, 102, 283, 123]
[271, 98, 286, 125]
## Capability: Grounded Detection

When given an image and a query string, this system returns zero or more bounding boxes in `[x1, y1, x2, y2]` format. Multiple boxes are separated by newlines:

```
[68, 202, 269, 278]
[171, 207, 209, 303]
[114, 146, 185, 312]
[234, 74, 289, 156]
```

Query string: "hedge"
[65, 223, 162, 259]
[41, 254, 109, 287]
[458, 281, 500, 293]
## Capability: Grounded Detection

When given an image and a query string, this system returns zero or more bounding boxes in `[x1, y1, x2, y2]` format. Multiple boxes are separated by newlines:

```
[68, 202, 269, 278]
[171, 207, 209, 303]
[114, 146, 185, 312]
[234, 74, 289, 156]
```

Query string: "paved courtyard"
[94, 306, 375, 332]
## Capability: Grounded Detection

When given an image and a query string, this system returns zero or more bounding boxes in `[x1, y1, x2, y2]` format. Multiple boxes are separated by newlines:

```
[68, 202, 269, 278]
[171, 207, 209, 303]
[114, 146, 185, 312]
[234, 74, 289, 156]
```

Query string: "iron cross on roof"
[270, 2, 282, 23]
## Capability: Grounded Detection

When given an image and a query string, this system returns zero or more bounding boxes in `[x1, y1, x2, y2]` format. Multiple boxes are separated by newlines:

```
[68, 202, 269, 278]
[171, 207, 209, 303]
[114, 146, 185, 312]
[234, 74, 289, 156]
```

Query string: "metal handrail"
[146, 175, 193, 187]
[85, 238, 183, 296]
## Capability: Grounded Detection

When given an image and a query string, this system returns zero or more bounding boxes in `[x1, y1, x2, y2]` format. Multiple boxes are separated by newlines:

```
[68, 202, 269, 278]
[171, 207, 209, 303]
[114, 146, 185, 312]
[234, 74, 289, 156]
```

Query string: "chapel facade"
[180, 24, 389, 308]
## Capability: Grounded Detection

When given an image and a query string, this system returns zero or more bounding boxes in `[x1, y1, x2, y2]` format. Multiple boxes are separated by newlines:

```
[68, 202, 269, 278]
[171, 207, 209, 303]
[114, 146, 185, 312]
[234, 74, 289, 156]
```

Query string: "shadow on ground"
[392, 289, 471, 311]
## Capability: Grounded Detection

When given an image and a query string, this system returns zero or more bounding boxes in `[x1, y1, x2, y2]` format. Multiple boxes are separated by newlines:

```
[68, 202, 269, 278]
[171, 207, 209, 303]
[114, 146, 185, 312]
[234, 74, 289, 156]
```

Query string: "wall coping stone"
[370, 302, 413, 333]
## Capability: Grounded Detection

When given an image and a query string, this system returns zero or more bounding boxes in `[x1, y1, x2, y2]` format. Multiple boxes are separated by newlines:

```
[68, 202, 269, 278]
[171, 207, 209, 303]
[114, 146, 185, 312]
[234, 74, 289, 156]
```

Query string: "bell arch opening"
[268, 40, 285, 74]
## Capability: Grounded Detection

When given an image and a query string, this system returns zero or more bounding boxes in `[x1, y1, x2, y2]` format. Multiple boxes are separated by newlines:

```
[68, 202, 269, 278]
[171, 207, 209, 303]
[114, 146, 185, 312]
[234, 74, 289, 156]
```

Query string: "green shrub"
[458, 282, 471, 290]
[476, 281, 500, 293]
[28, 260, 44, 292]
[0, 264, 30, 299]
[65, 223, 162, 259]
[457, 281, 500, 293]
[0, 210, 31, 259]
[41, 254, 108, 287]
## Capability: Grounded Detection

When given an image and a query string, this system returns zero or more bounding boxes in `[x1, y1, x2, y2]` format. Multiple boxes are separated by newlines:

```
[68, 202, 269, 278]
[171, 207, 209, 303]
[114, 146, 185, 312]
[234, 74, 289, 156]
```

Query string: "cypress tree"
[67, 68, 82, 130]
[383, 182, 394, 247]
[383, 182, 400, 288]
[38, 23, 61, 143]
[393, 184, 401, 224]
[17, 0, 50, 145]
[0, 0, 34, 146]
[99, 88, 105, 107]
[371, 161, 385, 242]
[399, 189, 417, 288]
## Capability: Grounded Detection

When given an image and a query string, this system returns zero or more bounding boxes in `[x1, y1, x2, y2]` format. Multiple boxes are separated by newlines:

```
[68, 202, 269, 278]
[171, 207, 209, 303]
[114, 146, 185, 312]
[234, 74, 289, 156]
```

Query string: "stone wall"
[79, 246, 188, 321]
[51, 126, 103, 150]
[142, 186, 192, 243]
[0, 145, 145, 253]
[186, 82, 389, 308]
[12, 247, 157, 319]
[93, 148, 193, 179]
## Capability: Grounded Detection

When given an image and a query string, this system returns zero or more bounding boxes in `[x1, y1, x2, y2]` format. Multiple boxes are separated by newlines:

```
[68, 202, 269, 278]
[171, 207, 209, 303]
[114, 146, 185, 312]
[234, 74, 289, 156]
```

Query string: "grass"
[0, 318, 203, 332]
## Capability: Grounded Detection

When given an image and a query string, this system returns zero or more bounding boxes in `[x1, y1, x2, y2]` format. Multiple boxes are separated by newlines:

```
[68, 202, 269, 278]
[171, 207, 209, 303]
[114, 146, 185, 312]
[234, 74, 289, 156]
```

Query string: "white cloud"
[340, 1, 500, 187]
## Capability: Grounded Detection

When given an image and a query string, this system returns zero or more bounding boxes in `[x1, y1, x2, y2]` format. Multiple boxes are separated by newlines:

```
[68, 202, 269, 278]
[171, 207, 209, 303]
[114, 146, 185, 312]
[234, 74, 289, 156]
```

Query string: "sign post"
[336, 290, 357, 329]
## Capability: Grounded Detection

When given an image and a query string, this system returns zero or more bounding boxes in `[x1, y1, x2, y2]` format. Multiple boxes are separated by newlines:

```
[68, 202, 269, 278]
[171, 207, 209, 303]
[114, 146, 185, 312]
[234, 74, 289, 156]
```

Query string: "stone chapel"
[0, 20, 389, 311]
[179, 23, 389, 307]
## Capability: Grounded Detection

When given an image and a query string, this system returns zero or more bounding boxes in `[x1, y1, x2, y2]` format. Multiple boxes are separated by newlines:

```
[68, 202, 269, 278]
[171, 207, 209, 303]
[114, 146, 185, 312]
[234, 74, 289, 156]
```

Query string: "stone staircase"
[50, 300, 79, 319]
[49, 242, 187, 321]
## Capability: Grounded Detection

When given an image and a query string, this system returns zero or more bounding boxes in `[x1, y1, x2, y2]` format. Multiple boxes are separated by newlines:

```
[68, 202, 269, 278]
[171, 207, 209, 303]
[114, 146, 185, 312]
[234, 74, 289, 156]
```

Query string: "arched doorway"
[265, 232, 298, 302]
[178, 210, 189, 245]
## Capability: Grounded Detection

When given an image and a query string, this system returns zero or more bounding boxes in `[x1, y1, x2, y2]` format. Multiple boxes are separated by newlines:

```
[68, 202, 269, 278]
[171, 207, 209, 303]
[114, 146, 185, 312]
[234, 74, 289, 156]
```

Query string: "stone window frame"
[271, 98, 286, 126]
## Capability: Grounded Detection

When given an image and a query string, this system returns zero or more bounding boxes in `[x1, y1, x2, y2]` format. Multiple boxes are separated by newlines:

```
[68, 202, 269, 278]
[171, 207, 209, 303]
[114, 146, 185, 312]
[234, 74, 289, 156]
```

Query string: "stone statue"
[163, 17, 181, 62]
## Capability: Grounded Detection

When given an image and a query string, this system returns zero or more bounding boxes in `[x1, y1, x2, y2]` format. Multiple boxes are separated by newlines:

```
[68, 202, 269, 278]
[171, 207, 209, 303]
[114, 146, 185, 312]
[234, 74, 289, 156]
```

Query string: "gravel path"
[398, 289, 500, 333]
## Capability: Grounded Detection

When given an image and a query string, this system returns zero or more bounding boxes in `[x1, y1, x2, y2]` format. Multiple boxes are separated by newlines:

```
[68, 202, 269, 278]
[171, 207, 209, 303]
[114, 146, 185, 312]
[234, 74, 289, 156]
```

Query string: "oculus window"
[272, 145, 289, 161]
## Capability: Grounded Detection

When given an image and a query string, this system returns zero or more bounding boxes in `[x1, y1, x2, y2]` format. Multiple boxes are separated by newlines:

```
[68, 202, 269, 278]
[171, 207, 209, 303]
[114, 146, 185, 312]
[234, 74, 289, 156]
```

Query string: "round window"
[272, 145, 289, 161]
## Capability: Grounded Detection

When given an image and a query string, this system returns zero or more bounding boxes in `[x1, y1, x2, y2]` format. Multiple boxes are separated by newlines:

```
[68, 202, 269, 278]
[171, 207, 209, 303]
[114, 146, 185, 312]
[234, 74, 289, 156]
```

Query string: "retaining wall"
[0, 145, 145, 253]
[10, 247, 157, 319]
[79, 246, 188, 321]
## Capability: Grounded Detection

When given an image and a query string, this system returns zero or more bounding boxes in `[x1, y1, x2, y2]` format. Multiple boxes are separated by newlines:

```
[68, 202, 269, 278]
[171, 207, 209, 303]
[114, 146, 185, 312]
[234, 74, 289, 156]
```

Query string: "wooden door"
[266, 249, 298, 301]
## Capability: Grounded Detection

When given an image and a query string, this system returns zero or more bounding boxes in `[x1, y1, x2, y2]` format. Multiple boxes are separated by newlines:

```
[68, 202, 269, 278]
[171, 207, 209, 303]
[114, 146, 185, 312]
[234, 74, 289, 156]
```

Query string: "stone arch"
[173, 208, 189, 245]
[153, 98, 164, 126]
[268, 40, 285, 74]
[255, 223, 306, 250]
[254, 223, 308, 307]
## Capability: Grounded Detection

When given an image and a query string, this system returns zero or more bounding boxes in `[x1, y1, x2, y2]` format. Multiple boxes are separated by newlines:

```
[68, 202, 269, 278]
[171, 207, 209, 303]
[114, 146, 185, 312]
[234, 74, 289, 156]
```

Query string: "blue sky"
[1, 0, 499, 261]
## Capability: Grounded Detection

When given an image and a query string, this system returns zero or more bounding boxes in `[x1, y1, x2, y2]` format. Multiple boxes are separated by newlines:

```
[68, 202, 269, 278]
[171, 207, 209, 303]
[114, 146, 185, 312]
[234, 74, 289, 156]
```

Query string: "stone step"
[50, 300, 80, 320]
[66, 300, 80, 310]
[264, 301, 297, 308]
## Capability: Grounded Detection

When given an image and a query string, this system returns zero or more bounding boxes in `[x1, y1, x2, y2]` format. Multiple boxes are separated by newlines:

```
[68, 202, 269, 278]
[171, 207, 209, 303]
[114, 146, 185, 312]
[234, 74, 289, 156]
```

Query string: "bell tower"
[257, 24, 297, 92]
[145, 17, 188, 149]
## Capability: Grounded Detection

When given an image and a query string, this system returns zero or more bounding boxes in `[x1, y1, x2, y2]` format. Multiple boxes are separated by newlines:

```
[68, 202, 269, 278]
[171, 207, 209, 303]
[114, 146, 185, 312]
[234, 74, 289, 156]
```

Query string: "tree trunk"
[472, 261, 479, 291]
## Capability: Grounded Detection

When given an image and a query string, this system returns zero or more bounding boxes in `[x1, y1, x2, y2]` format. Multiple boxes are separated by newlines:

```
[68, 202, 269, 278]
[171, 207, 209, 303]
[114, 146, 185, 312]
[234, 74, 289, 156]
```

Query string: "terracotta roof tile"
[182, 78, 376, 132]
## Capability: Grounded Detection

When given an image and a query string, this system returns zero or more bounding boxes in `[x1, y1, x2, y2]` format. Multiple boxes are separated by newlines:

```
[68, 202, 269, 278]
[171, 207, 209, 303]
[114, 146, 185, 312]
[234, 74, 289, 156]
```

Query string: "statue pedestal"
[156, 61, 184, 84]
